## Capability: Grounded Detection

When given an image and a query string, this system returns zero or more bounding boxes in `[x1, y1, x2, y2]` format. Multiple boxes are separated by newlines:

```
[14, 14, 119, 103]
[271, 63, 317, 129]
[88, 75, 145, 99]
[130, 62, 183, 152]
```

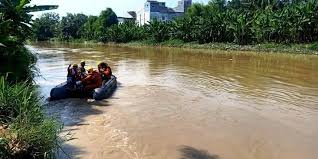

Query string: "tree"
[226, 10, 255, 44]
[95, 8, 118, 42]
[228, 0, 242, 9]
[171, 17, 196, 42]
[208, 0, 227, 11]
[186, 3, 207, 17]
[146, 19, 171, 42]
[32, 12, 60, 41]
[59, 13, 88, 40]
[79, 16, 99, 40]
[106, 21, 147, 43]
[100, 8, 118, 27]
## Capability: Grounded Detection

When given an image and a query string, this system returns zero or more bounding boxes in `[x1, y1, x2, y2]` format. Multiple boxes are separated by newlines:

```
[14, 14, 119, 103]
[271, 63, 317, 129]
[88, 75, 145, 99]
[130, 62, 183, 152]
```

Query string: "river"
[29, 43, 318, 159]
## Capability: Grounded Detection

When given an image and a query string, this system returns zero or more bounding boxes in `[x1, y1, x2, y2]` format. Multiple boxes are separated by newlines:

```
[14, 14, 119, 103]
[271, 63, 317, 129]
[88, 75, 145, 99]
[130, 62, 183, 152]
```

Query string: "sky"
[30, 0, 209, 18]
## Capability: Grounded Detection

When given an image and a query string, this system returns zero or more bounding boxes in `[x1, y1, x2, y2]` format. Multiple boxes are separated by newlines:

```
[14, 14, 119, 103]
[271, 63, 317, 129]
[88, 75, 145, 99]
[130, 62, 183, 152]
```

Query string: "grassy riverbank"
[0, 77, 61, 158]
[121, 40, 318, 55]
[45, 39, 318, 55]
[0, 0, 62, 155]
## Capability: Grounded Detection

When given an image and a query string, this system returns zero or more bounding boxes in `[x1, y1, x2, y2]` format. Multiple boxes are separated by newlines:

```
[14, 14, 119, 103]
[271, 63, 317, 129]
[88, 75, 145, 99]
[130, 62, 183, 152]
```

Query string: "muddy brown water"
[29, 43, 318, 159]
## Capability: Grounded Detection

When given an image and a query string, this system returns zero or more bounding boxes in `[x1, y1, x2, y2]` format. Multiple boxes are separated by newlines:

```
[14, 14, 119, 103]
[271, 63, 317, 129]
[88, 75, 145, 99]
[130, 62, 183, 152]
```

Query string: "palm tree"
[146, 19, 171, 42]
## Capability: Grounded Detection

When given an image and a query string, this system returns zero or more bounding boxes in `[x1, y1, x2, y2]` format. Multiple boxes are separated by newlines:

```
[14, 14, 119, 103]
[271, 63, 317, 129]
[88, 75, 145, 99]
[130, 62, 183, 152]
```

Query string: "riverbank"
[40, 39, 318, 55]
[0, 77, 61, 158]
[113, 40, 318, 55]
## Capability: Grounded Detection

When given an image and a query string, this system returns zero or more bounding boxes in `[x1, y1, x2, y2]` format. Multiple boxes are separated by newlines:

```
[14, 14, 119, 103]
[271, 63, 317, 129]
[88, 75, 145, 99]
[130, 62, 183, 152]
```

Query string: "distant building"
[174, 0, 192, 12]
[136, 0, 192, 26]
[117, 11, 137, 24]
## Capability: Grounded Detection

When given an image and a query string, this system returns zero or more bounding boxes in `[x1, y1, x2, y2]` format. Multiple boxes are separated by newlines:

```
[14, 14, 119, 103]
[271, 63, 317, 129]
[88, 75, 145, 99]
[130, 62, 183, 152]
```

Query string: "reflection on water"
[29, 42, 318, 159]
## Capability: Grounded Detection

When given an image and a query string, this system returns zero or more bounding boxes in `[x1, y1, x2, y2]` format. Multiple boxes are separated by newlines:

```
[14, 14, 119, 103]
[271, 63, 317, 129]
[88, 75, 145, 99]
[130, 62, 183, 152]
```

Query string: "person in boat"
[80, 67, 102, 92]
[79, 60, 87, 79]
[98, 62, 112, 84]
[67, 64, 80, 85]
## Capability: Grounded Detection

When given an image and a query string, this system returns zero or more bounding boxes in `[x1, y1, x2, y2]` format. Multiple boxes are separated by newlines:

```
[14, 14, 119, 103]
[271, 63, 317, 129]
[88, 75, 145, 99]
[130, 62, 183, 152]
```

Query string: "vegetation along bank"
[32, 0, 318, 54]
[0, 0, 61, 158]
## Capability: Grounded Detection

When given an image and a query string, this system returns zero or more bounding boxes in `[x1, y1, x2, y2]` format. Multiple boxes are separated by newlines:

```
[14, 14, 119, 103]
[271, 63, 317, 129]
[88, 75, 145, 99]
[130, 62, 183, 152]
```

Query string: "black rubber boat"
[50, 75, 117, 100]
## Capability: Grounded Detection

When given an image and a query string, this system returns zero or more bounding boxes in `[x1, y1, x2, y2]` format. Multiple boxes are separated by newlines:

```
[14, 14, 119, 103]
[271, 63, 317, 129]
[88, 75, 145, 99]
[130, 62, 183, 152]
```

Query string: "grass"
[0, 77, 61, 159]
[120, 40, 318, 55]
[30, 38, 318, 55]
[309, 41, 318, 51]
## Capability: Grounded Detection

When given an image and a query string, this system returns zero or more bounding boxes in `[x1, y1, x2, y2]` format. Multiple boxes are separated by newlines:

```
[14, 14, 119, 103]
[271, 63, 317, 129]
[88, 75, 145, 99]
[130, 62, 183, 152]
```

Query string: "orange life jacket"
[81, 70, 102, 91]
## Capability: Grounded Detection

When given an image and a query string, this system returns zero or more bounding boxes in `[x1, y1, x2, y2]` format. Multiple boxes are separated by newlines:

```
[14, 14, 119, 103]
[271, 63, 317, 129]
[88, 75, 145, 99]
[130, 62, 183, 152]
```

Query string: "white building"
[117, 11, 137, 24]
[136, 0, 192, 26]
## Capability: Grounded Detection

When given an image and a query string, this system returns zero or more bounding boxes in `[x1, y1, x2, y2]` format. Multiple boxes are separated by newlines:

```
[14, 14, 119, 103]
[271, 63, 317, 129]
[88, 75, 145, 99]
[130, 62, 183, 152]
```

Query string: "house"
[136, 0, 192, 26]
[117, 11, 137, 24]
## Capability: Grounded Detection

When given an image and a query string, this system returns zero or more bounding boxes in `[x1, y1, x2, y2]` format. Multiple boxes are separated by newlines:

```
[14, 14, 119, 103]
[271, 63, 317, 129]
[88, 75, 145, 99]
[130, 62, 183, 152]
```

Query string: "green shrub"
[309, 42, 318, 51]
[161, 39, 184, 47]
[0, 46, 37, 83]
[0, 138, 10, 158]
[0, 77, 61, 159]
[106, 22, 147, 43]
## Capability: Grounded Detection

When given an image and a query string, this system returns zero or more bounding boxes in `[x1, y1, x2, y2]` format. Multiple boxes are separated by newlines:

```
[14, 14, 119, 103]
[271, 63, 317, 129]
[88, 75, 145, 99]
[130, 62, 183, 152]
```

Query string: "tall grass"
[309, 42, 318, 51]
[0, 77, 61, 158]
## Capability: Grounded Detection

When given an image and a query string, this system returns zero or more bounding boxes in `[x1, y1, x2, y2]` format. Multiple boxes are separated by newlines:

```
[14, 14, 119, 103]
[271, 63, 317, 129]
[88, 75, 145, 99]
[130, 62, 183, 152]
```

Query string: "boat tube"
[50, 75, 117, 100]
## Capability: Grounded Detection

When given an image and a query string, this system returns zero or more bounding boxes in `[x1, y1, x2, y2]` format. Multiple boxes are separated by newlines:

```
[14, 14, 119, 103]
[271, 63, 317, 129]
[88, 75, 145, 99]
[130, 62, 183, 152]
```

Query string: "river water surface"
[29, 43, 318, 159]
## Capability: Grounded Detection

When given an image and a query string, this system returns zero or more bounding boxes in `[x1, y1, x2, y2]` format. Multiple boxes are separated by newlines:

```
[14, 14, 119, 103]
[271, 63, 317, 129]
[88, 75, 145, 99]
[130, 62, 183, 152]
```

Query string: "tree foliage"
[32, 12, 60, 41]
[146, 19, 172, 42]
[0, 0, 58, 82]
[59, 13, 88, 40]
[31, 0, 318, 45]
[95, 8, 118, 42]
[79, 16, 99, 40]
[50, 8, 119, 42]
[0, 0, 58, 43]
[106, 21, 147, 43]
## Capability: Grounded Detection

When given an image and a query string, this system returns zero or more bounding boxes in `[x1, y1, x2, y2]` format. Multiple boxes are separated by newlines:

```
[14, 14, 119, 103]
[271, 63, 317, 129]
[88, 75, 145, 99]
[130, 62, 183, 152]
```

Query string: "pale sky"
[31, 0, 209, 18]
